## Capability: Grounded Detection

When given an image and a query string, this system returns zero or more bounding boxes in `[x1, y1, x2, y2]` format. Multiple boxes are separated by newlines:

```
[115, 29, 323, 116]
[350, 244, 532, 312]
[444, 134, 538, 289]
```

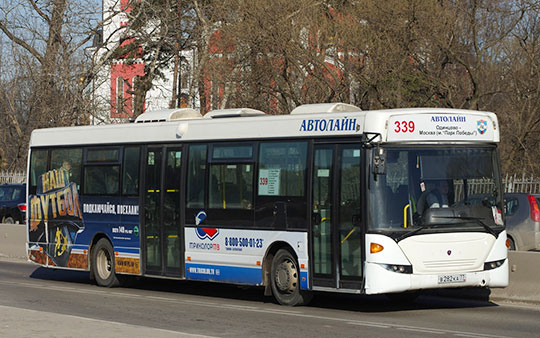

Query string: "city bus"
[26, 103, 509, 306]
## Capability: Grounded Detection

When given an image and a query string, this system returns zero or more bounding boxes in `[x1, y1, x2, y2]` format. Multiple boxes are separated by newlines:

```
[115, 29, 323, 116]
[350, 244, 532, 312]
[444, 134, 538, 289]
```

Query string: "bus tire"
[270, 249, 311, 306]
[91, 238, 120, 287]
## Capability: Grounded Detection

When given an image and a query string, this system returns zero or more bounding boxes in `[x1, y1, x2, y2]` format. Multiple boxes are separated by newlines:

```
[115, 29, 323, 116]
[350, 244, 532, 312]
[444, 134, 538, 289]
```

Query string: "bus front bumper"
[363, 259, 509, 295]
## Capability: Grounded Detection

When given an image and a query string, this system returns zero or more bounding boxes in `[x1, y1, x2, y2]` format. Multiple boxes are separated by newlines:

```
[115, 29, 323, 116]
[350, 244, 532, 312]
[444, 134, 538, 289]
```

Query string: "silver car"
[505, 193, 540, 251]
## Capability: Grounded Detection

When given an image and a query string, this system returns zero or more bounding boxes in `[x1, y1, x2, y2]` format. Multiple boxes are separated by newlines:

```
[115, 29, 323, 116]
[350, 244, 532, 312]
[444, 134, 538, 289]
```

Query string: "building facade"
[94, 0, 199, 124]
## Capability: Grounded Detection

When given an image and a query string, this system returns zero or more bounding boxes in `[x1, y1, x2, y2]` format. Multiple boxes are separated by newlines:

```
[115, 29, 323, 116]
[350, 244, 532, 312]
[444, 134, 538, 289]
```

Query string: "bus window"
[209, 164, 253, 209]
[187, 145, 207, 209]
[258, 142, 307, 197]
[212, 144, 252, 159]
[50, 148, 83, 190]
[84, 148, 121, 195]
[209, 144, 254, 210]
[84, 166, 120, 195]
[29, 149, 48, 194]
[87, 148, 120, 162]
[122, 146, 140, 195]
[256, 141, 308, 229]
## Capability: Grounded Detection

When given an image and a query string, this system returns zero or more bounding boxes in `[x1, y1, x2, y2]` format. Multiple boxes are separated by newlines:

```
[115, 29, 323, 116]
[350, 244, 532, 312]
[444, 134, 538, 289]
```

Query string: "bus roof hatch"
[134, 108, 202, 123]
[290, 102, 361, 115]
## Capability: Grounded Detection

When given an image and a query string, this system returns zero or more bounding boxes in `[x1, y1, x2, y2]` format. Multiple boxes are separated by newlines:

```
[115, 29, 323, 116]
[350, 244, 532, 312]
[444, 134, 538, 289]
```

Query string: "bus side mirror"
[372, 147, 386, 175]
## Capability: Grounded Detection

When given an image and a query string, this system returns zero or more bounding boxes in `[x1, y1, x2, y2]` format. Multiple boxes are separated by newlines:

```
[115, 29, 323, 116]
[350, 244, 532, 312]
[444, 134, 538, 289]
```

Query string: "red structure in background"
[200, 16, 355, 115]
[110, 0, 145, 118]
[107, 3, 356, 117]
[110, 61, 144, 118]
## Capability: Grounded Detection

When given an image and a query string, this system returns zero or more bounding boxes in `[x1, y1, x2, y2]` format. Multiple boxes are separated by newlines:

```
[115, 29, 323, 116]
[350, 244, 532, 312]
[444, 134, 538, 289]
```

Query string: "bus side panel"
[79, 195, 141, 275]
[28, 193, 142, 274]
[27, 170, 86, 270]
[185, 228, 309, 289]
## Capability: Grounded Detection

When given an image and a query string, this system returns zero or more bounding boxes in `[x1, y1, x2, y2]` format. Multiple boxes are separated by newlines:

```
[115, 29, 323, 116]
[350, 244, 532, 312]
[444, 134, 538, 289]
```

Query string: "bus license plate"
[438, 274, 466, 284]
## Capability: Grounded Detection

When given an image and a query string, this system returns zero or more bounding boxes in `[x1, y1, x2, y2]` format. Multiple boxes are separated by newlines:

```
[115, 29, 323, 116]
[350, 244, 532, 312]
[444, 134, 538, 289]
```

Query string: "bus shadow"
[29, 266, 498, 312]
[308, 289, 498, 313]
[29, 266, 91, 285]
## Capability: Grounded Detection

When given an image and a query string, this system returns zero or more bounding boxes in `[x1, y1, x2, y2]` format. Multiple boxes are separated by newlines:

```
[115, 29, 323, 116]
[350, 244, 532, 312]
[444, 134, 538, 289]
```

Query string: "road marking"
[398, 327, 447, 334]
[145, 296, 174, 301]
[347, 321, 391, 328]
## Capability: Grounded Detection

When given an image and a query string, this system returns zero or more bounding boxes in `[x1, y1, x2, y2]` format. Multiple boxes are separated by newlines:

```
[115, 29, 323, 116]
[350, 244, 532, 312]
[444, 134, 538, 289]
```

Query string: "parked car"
[505, 193, 540, 251]
[0, 183, 26, 224]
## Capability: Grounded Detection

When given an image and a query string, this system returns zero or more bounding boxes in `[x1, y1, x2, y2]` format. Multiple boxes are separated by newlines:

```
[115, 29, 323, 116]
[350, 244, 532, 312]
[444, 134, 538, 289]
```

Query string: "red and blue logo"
[196, 228, 219, 240]
[477, 120, 487, 135]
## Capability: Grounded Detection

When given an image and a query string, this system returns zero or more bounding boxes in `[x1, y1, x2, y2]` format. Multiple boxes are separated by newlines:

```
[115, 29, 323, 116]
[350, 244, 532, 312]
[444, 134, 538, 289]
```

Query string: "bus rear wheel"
[91, 238, 120, 287]
[270, 249, 312, 306]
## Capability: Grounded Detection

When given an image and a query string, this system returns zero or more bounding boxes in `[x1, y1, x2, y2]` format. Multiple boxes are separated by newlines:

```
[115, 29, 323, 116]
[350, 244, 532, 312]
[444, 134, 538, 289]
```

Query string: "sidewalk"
[0, 305, 213, 338]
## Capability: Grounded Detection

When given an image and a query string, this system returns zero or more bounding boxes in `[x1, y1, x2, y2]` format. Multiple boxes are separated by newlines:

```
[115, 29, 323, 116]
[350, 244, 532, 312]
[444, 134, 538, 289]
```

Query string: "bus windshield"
[368, 146, 504, 236]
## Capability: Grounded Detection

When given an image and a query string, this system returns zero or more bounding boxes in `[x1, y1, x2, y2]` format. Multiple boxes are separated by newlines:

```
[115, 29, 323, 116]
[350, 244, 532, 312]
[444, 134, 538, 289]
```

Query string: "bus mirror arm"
[372, 144, 386, 176]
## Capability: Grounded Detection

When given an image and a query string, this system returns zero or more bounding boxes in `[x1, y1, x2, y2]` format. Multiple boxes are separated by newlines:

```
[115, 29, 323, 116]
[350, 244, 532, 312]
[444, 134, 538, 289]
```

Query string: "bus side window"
[50, 148, 83, 191]
[186, 144, 207, 209]
[29, 149, 48, 195]
[209, 164, 253, 209]
[84, 166, 120, 195]
[208, 144, 254, 210]
[83, 148, 121, 195]
[122, 146, 140, 195]
[256, 141, 308, 229]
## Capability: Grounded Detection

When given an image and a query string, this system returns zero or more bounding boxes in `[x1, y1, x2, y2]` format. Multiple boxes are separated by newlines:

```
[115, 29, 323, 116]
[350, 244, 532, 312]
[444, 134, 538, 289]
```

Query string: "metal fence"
[0, 170, 538, 194]
[503, 174, 540, 194]
[0, 170, 26, 184]
[435, 175, 540, 200]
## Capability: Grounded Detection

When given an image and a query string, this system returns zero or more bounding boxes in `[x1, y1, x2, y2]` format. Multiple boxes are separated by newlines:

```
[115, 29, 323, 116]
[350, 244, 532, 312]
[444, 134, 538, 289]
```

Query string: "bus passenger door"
[143, 147, 184, 277]
[312, 144, 363, 289]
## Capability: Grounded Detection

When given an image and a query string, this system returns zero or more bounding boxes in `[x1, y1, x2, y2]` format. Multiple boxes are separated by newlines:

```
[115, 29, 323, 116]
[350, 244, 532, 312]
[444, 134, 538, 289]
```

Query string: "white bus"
[26, 103, 508, 305]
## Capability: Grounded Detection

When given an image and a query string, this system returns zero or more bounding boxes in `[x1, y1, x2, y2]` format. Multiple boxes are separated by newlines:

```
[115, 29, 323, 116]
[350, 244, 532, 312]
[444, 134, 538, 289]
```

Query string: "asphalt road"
[0, 260, 539, 338]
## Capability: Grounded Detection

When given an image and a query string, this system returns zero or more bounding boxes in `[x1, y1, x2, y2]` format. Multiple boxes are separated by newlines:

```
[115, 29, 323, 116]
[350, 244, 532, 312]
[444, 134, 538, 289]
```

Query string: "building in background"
[93, 0, 199, 124]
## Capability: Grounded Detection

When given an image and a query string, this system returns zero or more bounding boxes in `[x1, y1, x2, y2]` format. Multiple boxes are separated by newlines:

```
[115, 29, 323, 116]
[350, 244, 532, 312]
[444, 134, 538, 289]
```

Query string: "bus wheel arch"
[89, 235, 120, 287]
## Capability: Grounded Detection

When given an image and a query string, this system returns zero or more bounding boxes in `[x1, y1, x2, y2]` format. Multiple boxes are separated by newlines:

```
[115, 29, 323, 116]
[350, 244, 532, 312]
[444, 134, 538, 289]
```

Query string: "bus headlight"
[483, 259, 505, 271]
[380, 264, 413, 274]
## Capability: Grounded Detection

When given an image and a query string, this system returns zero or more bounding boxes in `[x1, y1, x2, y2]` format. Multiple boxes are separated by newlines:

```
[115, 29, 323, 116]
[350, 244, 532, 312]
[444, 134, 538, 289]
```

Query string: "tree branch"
[28, 0, 51, 24]
[0, 21, 44, 64]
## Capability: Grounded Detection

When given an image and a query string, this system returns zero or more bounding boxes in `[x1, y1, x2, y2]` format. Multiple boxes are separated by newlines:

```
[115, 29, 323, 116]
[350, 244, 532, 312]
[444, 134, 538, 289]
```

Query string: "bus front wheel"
[91, 238, 120, 287]
[270, 249, 311, 306]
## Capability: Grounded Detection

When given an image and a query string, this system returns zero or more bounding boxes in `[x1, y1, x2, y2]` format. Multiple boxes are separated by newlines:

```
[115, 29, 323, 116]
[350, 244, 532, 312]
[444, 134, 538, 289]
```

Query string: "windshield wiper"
[395, 224, 433, 242]
[395, 215, 498, 242]
[435, 215, 498, 237]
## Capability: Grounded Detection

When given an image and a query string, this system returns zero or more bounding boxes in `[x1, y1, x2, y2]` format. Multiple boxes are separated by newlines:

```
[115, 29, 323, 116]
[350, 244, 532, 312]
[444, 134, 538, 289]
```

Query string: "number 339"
[394, 121, 415, 133]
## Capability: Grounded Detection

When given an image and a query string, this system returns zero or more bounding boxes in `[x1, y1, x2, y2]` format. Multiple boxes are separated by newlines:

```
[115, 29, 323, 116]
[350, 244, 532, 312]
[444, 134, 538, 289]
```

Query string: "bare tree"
[498, 2, 540, 176]
[0, 0, 124, 168]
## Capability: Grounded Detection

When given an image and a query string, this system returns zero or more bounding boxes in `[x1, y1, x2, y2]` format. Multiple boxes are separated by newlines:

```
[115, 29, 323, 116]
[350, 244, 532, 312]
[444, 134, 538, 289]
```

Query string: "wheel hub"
[96, 249, 112, 280]
[275, 260, 298, 294]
